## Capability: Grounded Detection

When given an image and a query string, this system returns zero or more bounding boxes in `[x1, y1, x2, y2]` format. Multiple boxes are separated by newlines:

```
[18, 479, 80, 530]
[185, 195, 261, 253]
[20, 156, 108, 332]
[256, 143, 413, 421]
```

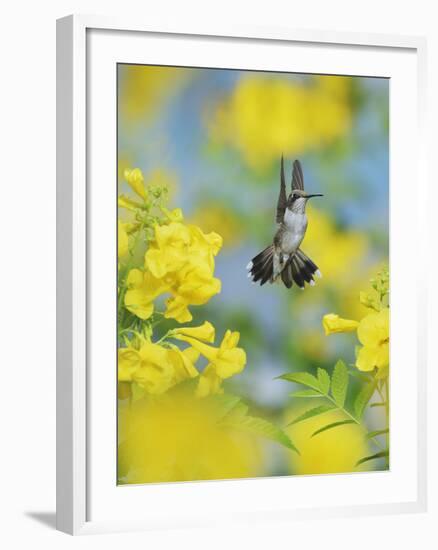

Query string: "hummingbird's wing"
[276, 156, 287, 223]
[292, 159, 304, 190]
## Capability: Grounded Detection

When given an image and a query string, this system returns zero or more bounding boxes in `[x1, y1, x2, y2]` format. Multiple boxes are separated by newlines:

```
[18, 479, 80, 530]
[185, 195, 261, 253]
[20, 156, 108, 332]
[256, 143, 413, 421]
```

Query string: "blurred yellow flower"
[356, 308, 389, 372]
[207, 75, 352, 170]
[124, 168, 147, 200]
[118, 393, 262, 483]
[299, 329, 328, 361]
[119, 65, 193, 124]
[286, 406, 370, 475]
[118, 221, 129, 258]
[124, 268, 168, 320]
[322, 313, 359, 335]
[118, 341, 175, 395]
[190, 203, 244, 248]
[305, 205, 368, 283]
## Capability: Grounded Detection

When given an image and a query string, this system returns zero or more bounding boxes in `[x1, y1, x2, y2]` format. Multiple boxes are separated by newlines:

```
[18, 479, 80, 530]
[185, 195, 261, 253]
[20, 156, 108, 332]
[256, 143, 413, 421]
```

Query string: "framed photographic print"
[56, 15, 427, 535]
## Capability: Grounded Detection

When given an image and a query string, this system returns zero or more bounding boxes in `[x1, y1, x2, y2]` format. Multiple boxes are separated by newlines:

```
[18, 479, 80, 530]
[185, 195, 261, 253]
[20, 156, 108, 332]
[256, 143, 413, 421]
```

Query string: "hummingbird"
[247, 157, 323, 289]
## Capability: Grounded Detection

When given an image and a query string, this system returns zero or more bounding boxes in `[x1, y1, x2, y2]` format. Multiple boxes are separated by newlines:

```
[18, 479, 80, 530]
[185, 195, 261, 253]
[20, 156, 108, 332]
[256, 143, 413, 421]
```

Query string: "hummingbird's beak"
[305, 193, 324, 199]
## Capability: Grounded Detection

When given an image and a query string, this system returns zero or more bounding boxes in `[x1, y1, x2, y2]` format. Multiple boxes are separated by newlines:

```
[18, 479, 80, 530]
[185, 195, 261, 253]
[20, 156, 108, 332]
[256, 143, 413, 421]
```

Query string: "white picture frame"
[56, 14, 428, 535]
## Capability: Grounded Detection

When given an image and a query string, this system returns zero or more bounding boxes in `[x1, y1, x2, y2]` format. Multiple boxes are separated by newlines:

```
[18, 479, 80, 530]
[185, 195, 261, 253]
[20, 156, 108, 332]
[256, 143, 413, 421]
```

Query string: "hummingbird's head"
[287, 189, 323, 212]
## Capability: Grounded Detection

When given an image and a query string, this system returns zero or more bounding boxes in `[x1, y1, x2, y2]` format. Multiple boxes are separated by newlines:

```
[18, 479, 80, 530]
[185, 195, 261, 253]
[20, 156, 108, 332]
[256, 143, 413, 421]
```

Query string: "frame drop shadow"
[25, 511, 56, 530]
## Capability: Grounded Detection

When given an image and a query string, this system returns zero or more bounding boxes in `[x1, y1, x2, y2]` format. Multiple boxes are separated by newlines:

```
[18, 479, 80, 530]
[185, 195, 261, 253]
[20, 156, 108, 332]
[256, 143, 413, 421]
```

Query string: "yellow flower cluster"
[118, 321, 247, 397]
[207, 75, 352, 171]
[117, 166, 223, 323]
[322, 269, 390, 374]
[125, 221, 222, 323]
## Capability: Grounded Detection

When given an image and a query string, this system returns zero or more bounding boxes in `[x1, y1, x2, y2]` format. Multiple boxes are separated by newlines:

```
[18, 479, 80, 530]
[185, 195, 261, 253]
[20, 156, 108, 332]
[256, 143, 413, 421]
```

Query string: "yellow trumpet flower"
[172, 321, 215, 343]
[322, 313, 359, 335]
[124, 168, 147, 200]
[166, 346, 200, 384]
[176, 330, 246, 381]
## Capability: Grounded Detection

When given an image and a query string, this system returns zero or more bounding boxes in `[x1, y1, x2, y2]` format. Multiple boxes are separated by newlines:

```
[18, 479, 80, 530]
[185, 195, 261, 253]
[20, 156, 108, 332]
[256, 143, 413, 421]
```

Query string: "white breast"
[281, 209, 308, 253]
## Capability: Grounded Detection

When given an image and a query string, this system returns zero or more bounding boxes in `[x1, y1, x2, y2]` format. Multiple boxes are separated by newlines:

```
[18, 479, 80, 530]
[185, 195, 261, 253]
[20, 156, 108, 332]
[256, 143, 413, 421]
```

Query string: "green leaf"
[290, 389, 322, 398]
[317, 368, 330, 394]
[354, 382, 376, 420]
[222, 400, 249, 422]
[287, 404, 336, 427]
[278, 372, 321, 391]
[311, 419, 356, 437]
[355, 450, 389, 467]
[165, 376, 200, 397]
[370, 402, 385, 408]
[347, 369, 374, 383]
[331, 360, 349, 408]
[208, 394, 242, 421]
[232, 415, 300, 454]
[365, 428, 389, 440]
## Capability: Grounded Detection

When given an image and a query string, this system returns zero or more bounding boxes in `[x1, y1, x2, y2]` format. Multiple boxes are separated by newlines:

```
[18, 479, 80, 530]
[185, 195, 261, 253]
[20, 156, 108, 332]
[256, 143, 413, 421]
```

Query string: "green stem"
[155, 330, 174, 345]
[376, 384, 385, 402]
[323, 394, 384, 451]
[119, 327, 143, 338]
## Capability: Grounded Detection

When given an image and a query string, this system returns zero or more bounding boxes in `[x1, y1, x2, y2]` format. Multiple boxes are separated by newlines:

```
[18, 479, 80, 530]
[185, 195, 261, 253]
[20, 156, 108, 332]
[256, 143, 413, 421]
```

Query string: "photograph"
[116, 64, 390, 485]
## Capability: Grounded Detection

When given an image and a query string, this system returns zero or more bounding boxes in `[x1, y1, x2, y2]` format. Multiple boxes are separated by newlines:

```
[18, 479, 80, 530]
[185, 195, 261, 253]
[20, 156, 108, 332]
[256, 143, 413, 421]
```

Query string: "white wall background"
[0, 0, 436, 548]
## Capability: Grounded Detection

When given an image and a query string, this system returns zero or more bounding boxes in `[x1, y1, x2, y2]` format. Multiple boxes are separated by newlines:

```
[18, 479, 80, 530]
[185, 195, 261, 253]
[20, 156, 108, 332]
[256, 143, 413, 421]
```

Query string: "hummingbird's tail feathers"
[278, 250, 320, 289]
[294, 249, 321, 286]
[281, 262, 293, 288]
[291, 257, 306, 288]
[248, 247, 320, 289]
[247, 245, 274, 286]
